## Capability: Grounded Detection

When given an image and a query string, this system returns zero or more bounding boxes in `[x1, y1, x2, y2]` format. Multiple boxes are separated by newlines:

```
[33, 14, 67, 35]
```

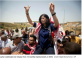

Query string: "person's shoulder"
[5, 41, 13, 47]
[76, 36, 81, 40]
[20, 41, 24, 45]
[7, 39, 11, 42]
[7, 40, 13, 44]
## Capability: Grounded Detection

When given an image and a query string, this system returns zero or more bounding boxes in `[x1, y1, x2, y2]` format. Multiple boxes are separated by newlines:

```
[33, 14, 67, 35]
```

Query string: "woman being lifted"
[24, 2, 59, 54]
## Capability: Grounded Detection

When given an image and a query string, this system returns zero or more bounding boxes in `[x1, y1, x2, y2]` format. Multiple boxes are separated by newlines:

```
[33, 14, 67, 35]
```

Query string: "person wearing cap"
[5, 33, 24, 53]
[0, 34, 11, 50]
[70, 32, 81, 46]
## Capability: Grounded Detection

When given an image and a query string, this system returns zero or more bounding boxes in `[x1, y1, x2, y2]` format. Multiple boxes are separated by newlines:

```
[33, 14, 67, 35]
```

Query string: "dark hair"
[1, 31, 4, 35]
[30, 35, 36, 41]
[57, 39, 62, 44]
[65, 30, 69, 36]
[63, 42, 81, 54]
[62, 36, 71, 42]
[39, 14, 51, 28]
[15, 28, 19, 32]
[57, 39, 67, 44]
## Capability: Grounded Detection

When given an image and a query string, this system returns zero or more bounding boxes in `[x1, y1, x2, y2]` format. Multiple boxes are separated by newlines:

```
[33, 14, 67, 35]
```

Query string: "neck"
[13, 40, 18, 46]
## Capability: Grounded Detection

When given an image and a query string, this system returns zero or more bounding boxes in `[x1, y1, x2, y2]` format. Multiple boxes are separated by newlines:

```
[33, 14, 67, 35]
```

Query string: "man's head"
[1, 34, 7, 41]
[57, 39, 67, 54]
[0, 47, 11, 54]
[12, 33, 22, 43]
[21, 30, 26, 35]
[57, 40, 64, 54]
[70, 32, 75, 39]
[29, 32, 33, 38]
[63, 42, 81, 54]
[28, 35, 36, 46]
[0, 30, 4, 36]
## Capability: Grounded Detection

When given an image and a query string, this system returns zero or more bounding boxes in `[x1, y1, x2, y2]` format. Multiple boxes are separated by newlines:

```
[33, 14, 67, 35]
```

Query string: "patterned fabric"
[34, 17, 65, 41]
[25, 42, 37, 55]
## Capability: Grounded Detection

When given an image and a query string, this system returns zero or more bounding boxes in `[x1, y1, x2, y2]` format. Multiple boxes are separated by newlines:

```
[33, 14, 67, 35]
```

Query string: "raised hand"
[49, 2, 55, 14]
[24, 5, 31, 14]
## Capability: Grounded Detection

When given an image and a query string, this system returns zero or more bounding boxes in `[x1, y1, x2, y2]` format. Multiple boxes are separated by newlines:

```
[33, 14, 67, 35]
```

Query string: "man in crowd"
[21, 30, 29, 44]
[70, 32, 81, 46]
[57, 39, 66, 54]
[0, 34, 11, 49]
[63, 42, 81, 54]
[5, 33, 24, 53]
[23, 35, 37, 54]
[0, 30, 5, 49]
[15, 28, 19, 33]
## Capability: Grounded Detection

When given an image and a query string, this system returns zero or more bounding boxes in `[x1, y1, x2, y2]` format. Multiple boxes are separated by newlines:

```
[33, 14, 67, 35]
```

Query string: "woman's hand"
[24, 5, 31, 14]
[49, 2, 55, 14]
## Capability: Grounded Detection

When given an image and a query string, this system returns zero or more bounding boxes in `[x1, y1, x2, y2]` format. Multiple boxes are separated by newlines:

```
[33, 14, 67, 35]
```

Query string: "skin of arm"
[24, 6, 34, 26]
[49, 2, 59, 28]
[24, 2, 59, 27]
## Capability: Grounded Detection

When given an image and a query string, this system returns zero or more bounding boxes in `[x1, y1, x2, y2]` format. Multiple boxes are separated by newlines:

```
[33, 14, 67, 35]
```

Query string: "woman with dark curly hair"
[24, 2, 59, 54]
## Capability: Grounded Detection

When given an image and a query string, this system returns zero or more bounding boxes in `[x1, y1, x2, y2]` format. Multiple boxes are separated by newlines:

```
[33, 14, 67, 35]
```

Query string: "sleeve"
[50, 24, 57, 31]
[33, 22, 37, 27]
[22, 41, 25, 49]
[5, 43, 10, 47]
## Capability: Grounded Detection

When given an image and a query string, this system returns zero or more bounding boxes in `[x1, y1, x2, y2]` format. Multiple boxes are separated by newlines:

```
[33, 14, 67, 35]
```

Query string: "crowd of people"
[0, 2, 81, 55]
[0, 26, 81, 55]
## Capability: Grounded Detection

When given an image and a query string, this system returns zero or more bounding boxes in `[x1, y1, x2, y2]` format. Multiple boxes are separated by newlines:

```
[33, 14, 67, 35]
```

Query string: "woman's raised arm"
[49, 2, 59, 27]
[24, 5, 34, 26]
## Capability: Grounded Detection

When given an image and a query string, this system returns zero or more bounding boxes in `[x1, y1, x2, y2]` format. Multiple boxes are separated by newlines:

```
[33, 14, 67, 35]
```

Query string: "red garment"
[7, 31, 9, 36]
[26, 42, 37, 55]
[51, 32, 54, 38]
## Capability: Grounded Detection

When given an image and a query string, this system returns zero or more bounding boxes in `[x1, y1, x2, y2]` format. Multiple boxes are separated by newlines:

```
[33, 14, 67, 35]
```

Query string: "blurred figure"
[15, 28, 19, 33]
[70, 32, 81, 46]
[21, 30, 29, 44]
[63, 36, 71, 42]
[0, 34, 11, 49]
[9, 30, 14, 41]
[21, 27, 23, 30]
[63, 42, 81, 54]
[54, 35, 58, 55]
[5, 33, 24, 53]
[0, 47, 11, 54]
[57, 39, 66, 54]
[69, 31, 74, 35]
[6, 29, 9, 36]
[25, 27, 28, 32]
[27, 31, 29, 34]
[0, 30, 5, 49]
[65, 30, 69, 36]
[23, 35, 37, 55]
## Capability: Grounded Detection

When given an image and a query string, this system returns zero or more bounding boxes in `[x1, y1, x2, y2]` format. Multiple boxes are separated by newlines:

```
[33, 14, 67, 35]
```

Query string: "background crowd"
[0, 26, 81, 55]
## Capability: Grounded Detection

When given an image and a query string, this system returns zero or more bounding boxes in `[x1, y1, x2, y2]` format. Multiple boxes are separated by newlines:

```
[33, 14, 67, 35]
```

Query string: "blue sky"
[0, 0, 81, 23]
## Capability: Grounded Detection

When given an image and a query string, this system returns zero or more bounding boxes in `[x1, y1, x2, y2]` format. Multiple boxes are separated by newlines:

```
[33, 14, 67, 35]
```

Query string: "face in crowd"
[57, 40, 65, 54]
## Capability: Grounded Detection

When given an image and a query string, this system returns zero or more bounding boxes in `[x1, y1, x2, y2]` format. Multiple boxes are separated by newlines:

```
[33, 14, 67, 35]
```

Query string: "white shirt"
[0, 37, 3, 49]
[0, 38, 11, 49]
[4, 30, 8, 36]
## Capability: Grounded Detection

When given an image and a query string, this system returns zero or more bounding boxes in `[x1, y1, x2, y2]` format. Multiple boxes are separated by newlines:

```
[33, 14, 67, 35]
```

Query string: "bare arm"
[49, 2, 59, 27]
[24, 5, 34, 26]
